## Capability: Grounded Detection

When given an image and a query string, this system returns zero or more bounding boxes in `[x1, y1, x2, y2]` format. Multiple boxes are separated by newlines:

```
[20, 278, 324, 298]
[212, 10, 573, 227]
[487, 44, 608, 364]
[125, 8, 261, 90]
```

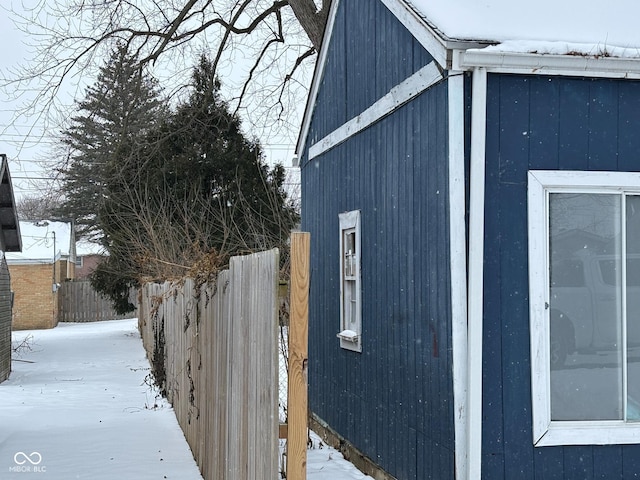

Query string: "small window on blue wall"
[529, 170, 640, 446]
[337, 210, 361, 352]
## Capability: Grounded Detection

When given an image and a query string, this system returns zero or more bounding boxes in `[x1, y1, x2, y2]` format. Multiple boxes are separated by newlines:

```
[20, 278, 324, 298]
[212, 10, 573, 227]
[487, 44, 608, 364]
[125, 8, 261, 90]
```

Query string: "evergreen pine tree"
[59, 52, 297, 313]
[56, 44, 165, 240]
[151, 55, 299, 252]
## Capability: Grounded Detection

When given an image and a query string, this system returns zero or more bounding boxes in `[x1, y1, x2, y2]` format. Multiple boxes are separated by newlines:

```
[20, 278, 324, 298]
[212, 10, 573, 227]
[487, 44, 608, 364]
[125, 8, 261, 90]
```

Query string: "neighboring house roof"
[6, 220, 74, 264]
[0, 155, 21, 253]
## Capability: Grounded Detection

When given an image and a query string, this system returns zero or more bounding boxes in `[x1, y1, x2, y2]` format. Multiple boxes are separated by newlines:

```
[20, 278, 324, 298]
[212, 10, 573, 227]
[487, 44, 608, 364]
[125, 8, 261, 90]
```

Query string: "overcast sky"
[0, 4, 300, 203]
[0, 5, 54, 200]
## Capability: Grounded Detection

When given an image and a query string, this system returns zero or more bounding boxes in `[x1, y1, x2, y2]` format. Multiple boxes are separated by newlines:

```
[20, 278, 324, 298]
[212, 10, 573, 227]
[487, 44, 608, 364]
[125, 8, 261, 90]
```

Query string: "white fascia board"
[295, 0, 342, 158]
[309, 61, 443, 160]
[467, 67, 488, 480]
[448, 72, 469, 480]
[454, 49, 640, 79]
[379, 0, 449, 68]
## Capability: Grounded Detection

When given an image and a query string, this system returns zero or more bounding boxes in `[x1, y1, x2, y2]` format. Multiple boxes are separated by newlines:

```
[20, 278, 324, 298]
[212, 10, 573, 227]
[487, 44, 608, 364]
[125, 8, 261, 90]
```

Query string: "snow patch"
[406, 0, 640, 52]
[480, 40, 640, 59]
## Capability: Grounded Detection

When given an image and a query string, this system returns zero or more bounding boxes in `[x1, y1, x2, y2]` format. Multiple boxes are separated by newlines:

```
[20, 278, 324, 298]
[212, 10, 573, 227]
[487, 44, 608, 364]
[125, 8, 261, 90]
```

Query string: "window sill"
[535, 421, 640, 446]
[337, 330, 361, 352]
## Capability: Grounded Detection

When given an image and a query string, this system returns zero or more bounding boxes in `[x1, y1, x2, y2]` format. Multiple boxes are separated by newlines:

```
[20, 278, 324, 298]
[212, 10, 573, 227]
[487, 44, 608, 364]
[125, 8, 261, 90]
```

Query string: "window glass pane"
[551, 259, 585, 287]
[549, 193, 623, 421]
[344, 230, 356, 277]
[600, 259, 619, 286]
[627, 195, 640, 420]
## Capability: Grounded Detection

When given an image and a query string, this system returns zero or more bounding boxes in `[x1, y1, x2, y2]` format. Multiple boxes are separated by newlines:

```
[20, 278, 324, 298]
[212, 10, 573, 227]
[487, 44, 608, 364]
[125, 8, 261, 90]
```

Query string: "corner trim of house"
[308, 61, 443, 160]
[309, 412, 397, 480]
[467, 67, 488, 480]
[448, 71, 469, 480]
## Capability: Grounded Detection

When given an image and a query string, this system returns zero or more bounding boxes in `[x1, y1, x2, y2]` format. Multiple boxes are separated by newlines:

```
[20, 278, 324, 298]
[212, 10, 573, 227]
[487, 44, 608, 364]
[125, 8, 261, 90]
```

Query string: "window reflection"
[549, 193, 623, 421]
[626, 195, 640, 421]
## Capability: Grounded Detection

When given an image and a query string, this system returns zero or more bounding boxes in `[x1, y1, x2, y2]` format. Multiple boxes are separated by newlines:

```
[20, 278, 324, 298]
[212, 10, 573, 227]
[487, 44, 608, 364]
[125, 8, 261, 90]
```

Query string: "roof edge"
[295, 0, 490, 157]
[295, 0, 341, 157]
[0, 155, 22, 252]
[454, 48, 640, 78]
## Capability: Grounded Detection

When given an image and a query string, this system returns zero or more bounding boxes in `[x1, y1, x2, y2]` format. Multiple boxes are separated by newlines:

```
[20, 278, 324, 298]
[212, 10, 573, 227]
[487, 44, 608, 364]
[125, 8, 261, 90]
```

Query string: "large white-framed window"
[529, 170, 640, 446]
[337, 210, 362, 352]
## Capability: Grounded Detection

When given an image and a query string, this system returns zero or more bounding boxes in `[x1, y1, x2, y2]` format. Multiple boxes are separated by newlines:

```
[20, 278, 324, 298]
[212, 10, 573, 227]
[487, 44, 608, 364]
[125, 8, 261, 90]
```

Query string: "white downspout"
[467, 67, 488, 480]
[448, 71, 469, 480]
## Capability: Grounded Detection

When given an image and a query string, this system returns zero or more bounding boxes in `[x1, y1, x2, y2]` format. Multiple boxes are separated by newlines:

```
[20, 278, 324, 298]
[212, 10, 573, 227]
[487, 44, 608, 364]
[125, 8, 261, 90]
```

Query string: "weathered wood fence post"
[287, 232, 310, 480]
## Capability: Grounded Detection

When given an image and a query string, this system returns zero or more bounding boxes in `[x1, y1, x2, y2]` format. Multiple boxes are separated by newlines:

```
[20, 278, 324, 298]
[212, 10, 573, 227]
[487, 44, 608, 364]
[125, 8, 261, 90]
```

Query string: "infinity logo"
[13, 452, 42, 465]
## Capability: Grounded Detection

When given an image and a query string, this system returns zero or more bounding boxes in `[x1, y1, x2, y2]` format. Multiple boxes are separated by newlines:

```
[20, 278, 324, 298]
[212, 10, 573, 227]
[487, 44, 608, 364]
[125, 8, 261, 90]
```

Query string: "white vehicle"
[549, 253, 640, 367]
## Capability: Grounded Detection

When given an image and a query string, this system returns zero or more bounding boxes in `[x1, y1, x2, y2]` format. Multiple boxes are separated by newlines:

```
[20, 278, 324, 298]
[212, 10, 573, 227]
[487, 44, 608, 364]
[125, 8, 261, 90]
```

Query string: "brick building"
[7, 220, 76, 330]
[75, 239, 105, 279]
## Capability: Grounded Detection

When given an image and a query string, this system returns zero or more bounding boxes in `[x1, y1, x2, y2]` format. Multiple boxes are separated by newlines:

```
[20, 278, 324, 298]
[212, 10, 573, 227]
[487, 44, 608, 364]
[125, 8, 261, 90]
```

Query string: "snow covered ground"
[1, 319, 372, 480]
[306, 432, 374, 480]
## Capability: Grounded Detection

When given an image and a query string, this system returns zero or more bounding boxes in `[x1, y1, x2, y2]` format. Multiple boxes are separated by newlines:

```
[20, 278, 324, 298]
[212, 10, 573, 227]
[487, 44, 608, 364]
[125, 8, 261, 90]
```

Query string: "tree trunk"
[287, 0, 330, 50]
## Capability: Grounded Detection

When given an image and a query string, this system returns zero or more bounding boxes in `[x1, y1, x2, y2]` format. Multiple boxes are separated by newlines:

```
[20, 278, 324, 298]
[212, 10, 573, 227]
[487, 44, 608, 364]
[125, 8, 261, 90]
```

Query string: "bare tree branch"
[2, 0, 328, 145]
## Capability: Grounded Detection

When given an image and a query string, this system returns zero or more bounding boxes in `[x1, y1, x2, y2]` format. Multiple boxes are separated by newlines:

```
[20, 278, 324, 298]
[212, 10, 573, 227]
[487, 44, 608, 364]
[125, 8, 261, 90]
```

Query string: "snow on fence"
[58, 280, 137, 322]
[138, 249, 280, 480]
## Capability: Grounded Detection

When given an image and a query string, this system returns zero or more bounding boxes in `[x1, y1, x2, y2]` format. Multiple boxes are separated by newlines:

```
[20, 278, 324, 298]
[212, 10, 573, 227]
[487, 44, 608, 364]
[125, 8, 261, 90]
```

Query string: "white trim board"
[448, 72, 469, 480]
[295, 0, 483, 158]
[454, 49, 640, 79]
[295, 0, 342, 158]
[379, 0, 448, 68]
[467, 67, 488, 480]
[308, 61, 443, 160]
[380, 0, 489, 69]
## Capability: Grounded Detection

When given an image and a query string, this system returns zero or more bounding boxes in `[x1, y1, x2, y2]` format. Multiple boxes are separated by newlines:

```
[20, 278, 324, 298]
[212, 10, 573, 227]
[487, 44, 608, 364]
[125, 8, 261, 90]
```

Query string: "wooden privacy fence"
[58, 280, 137, 322]
[139, 248, 280, 480]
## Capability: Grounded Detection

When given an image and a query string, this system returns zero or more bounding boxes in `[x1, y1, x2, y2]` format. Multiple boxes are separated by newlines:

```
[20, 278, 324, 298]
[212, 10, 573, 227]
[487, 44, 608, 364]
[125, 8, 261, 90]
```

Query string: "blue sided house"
[296, 0, 640, 478]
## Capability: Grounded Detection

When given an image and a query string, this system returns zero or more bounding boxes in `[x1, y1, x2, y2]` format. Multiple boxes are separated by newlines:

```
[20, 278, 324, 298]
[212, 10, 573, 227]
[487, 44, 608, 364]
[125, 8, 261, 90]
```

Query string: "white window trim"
[528, 170, 640, 446]
[338, 210, 362, 352]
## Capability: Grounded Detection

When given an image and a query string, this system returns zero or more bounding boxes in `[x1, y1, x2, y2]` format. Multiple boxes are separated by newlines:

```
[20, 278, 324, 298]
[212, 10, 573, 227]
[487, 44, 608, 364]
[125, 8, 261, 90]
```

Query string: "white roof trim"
[454, 48, 640, 78]
[295, 0, 341, 158]
[379, 0, 449, 68]
[296, 0, 484, 158]
[298, 0, 640, 157]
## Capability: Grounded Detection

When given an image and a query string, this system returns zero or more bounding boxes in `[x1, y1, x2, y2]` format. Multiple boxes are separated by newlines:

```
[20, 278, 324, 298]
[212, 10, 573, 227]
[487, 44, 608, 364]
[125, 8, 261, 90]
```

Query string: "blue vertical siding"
[307, 0, 434, 145]
[483, 73, 640, 479]
[300, 3, 458, 479]
[301, 77, 454, 479]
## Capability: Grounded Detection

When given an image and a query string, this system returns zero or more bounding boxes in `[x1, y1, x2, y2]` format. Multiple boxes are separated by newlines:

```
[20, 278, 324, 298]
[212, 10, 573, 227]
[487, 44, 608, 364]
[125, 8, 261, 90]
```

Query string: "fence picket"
[138, 249, 280, 480]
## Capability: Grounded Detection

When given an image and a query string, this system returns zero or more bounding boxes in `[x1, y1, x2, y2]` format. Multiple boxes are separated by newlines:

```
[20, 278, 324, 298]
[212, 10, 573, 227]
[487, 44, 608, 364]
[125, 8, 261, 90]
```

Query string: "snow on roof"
[76, 238, 106, 257]
[6, 220, 74, 263]
[406, 0, 640, 56]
